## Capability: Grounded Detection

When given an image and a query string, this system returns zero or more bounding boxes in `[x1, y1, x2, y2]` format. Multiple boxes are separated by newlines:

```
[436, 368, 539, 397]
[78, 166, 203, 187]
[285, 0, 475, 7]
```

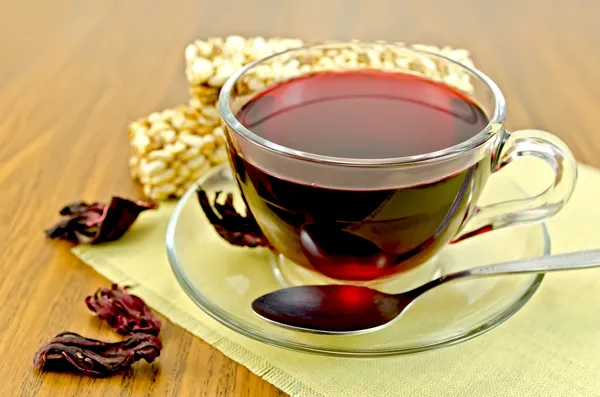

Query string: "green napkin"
[73, 162, 600, 397]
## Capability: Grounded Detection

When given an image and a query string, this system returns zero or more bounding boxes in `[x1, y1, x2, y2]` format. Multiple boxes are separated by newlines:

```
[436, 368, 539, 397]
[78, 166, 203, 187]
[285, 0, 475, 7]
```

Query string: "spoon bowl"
[252, 285, 412, 334]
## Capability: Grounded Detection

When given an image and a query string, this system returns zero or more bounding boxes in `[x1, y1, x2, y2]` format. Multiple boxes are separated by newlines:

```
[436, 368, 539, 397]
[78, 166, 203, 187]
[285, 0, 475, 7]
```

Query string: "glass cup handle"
[452, 129, 578, 243]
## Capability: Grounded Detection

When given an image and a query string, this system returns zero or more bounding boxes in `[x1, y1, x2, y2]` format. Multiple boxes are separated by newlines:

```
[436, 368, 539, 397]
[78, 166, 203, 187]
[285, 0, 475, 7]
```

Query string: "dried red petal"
[45, 197, 157, 244]
[33, 332, 162, 377]
[197, 189, 273, 249]
[86, 284, 161, 336]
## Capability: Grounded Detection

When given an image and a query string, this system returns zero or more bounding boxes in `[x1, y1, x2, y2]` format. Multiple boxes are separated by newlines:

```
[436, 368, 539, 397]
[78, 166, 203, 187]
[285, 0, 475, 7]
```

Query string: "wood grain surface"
[1, 0, 598, 396]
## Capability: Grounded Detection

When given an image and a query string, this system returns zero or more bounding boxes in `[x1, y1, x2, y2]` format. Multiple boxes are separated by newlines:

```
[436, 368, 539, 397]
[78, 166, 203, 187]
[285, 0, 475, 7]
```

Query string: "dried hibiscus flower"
[197, 189, 273, 249]
[45, 197, 157, 244]
[33, 332, 162, 377]
[86, 284, 161, 336]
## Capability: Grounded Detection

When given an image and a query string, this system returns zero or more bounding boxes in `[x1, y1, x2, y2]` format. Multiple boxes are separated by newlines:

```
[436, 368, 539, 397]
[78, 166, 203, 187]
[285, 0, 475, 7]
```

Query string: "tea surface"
[236, 70, 488, 158]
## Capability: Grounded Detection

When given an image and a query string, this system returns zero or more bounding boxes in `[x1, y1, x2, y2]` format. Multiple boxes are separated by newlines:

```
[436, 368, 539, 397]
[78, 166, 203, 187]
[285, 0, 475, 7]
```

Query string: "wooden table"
[1, 0, 598, 395]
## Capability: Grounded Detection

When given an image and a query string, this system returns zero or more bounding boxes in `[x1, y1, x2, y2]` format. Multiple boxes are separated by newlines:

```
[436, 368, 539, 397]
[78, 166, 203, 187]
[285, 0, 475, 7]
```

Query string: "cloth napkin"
[73, 161, 600, 397]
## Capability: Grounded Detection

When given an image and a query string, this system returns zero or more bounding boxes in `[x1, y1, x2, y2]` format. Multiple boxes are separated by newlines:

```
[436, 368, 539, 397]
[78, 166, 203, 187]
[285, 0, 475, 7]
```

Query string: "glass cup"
[217, 42, 577, 284]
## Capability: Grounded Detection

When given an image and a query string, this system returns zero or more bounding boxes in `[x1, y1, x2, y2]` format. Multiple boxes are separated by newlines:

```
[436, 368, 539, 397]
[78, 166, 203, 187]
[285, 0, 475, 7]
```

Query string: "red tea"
[232, 70, 492, 281]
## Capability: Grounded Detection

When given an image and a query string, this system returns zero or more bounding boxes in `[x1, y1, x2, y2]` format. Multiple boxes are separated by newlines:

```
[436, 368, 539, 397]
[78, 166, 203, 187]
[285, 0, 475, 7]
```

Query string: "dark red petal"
[197, 189, 273, 249]
[92, 197, 157, 244]
[45, 197, 158, 245]
[86, 284, 161, 336]
[33, 332, 162, 377]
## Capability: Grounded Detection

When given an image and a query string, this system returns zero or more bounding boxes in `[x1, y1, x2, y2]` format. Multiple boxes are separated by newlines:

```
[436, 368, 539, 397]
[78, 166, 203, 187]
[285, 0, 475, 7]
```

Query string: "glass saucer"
[167, 165, 549, 357]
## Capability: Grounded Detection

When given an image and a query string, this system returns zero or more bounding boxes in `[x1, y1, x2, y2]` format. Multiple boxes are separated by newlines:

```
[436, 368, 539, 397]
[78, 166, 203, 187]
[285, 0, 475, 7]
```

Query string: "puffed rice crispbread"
[129, 36, 476, 200]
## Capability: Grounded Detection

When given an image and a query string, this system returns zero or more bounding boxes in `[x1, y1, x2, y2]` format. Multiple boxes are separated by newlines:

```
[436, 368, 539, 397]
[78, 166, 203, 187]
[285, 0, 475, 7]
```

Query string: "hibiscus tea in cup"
[218, 43, 576, 283]
[231, 70, 491, 280]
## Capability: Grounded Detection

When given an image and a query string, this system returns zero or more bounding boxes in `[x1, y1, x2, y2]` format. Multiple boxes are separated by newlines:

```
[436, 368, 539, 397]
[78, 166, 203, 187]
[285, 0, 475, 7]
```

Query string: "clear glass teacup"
[217, 42, 577, 283]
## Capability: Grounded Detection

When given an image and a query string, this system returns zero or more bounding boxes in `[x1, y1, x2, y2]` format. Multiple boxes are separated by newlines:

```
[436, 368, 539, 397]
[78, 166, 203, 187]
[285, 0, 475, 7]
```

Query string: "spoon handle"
[459, 249, 600, 278]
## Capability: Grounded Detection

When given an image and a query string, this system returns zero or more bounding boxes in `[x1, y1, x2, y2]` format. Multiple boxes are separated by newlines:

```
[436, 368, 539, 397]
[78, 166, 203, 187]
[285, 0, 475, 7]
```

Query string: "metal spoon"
[252, 249, 600, 335]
